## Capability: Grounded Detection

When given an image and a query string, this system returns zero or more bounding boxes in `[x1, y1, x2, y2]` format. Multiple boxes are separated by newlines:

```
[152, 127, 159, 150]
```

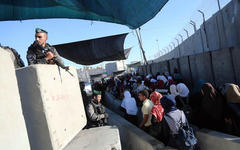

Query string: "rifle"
[33, 41, 73, 76]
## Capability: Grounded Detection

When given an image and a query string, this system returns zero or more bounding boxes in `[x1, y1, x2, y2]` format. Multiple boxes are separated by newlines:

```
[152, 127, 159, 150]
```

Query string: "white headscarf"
[121, 91, 138, 115]
[170, 84, 179, 99]
[157, 75, 168, 83]
[124, 90, 131, 99]
[150, 78, 157, 83]
[177, 83, 189, 97]
[146, 74, 152, 79]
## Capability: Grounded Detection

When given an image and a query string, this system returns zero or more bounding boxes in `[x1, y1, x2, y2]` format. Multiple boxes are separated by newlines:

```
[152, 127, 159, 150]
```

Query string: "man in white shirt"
[138, 90, 153, 133]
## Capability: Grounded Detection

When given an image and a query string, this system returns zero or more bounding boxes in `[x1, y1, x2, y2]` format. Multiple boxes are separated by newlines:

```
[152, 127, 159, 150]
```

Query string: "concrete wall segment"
[16, 64, 87, 150]
[0, 48, 30, 150]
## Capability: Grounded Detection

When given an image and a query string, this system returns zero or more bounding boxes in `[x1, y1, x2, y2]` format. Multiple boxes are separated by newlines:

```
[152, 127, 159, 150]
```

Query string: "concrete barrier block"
[179, 56, 192, 87]
[192, 30, 204, 54]
[199, 26, 209, 52]
[181, 37, 194, 56]
[64, 126, 121, 150]
[221, 1, 240, 48]
[212, 48, 235, 87]
[16, 65, 87, 150]
[189, 52, 214, 85]
[216, 9, 227, 48]
[196, 129, 240, 150]
[0, 48, 30, 150]
[232, 47, 240, 85]
[151, 63, 158, 76]
[205, 15, 221, 51]
[158, 61, 169, 74]
[169, 59, 178, 75]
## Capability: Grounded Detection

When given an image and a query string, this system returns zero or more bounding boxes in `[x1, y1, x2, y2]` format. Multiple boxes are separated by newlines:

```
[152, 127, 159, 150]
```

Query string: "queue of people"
[100, 71, 197, 149]
[99, 70, 240, 149]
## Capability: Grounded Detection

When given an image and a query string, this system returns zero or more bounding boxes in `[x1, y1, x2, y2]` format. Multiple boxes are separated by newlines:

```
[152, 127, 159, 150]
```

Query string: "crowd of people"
[89, 69, 240, 149]
[3, 26, 238, 149]
[16, 27, 239, 149]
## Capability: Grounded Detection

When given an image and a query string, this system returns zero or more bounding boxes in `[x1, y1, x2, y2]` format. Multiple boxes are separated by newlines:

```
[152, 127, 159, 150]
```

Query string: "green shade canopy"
[0, 0, 168, 29]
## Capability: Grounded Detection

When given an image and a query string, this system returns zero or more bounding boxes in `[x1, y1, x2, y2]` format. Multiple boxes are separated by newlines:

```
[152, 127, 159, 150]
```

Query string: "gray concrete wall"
[16, 65, 87, 150]
[151, 63, 159, 76]
[155, 0, 240, 62]
[0, 48, 30, 150]
[231, 47, 240, 84]
[141, 47, 240, 87]
[189, 52, 215, 85]
[151, 61, 170, 76]
[158, 61, 169, 74]
[179, 56, 192, 87]
[169, 59, 178, 75]
[222, 0, 240, 47]
[205, 14, 221, 51]
[211, 48, 235, 87]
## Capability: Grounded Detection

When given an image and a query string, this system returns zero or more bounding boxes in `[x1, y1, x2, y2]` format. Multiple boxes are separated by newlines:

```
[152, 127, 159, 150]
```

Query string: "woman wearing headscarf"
[160, 96, 197, 149]
[149, 77, 158, 92]
[199, 83, 224, 131]
[161, 96, 185, 137]
[189, 80, 206, 125]
[157, 74, 168, 86]
[150, 92, 164, 122]
[177, 83, 189, 98]
[224, 84, 240, 136]
[175, 83, 190, 110]
[169, 84, 179, 99]
[121, 90, 138, 126]
[226, 84, 240, 103]
[149, 92, 165, 141]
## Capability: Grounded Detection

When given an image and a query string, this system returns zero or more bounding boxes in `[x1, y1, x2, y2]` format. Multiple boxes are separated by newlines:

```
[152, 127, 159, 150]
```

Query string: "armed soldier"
[86, 90, 108, 128]
[26, 28, 65, 67]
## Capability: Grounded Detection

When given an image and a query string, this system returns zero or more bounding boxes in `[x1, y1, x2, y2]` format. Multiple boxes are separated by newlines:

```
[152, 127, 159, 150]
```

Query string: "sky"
[0, 0, 231, 69]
